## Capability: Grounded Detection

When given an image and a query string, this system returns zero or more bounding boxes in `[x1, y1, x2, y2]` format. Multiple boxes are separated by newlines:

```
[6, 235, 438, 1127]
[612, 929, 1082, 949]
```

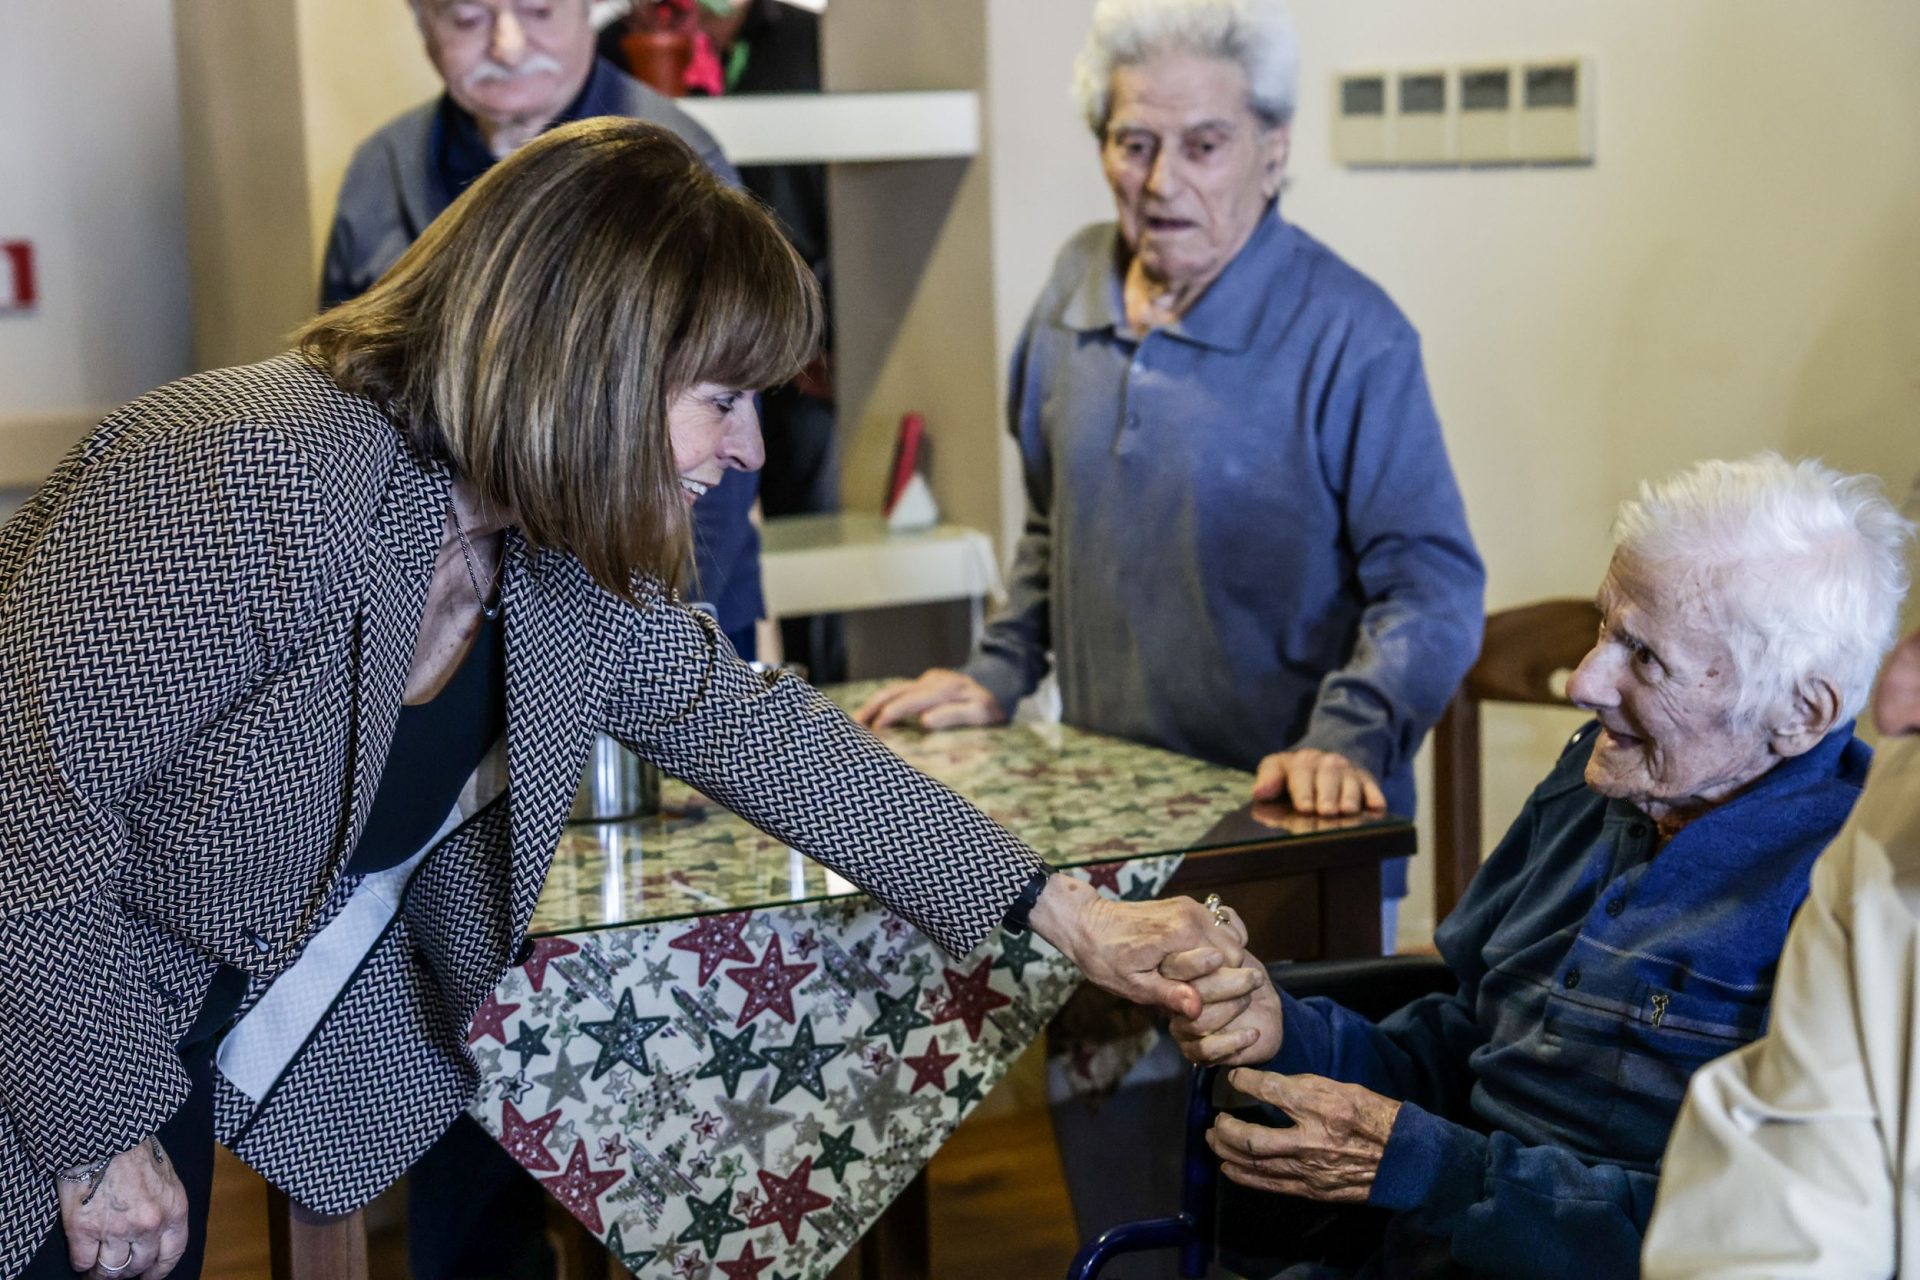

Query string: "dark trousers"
[407, 1114, 554, 1280]
[20, 1039, 218, 1280]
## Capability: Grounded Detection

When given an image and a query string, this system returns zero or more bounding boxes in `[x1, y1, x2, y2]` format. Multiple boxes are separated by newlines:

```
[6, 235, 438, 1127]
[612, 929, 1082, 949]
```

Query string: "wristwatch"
[1000, 865, 1052, 932]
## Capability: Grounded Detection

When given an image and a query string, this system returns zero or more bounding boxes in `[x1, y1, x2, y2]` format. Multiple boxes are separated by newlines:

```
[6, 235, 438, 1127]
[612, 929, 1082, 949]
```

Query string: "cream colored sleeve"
[1643, 764, 1920, 1279]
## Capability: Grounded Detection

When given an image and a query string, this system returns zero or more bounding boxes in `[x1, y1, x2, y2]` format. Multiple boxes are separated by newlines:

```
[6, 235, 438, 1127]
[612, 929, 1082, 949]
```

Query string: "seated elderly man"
[1174, 455, 1912, 1279]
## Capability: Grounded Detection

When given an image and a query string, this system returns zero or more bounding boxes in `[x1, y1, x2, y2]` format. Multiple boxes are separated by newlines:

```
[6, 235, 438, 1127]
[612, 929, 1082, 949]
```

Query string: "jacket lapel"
[338, 452, 444, 869]
[501, 540, 626, 941]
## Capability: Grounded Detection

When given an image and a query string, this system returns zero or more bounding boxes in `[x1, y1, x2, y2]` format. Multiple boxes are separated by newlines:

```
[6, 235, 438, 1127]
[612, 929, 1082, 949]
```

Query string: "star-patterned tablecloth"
[465, 688, 1283, 1278]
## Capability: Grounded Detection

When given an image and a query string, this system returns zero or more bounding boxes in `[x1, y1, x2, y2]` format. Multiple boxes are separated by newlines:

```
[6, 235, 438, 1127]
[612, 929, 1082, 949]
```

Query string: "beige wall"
[0, 2, 192, 479]
[174, 0, 442, 370]
[294, 0, 443, 280]
[975, 0, 1920, 944]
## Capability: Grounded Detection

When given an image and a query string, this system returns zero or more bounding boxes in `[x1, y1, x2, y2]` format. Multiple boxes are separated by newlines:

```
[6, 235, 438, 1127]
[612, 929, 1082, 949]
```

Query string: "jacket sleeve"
[1371, 1108, 1659, 1280]
[1641, 793, 1905, 1279]
[0, 423, 326, 1173]
[960, 313, 1054, 713]
[1294, 337, 1485, 784]
[601, 602, 1048, 955]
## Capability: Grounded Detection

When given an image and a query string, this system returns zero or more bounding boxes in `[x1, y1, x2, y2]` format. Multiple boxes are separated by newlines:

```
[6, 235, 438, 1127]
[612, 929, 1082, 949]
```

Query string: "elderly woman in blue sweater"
[1173, 456, 1913, 1279]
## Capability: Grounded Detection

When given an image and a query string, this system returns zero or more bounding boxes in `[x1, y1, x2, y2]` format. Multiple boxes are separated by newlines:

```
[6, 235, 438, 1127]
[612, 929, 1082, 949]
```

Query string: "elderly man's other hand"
[854, 670, 1008, 731]
[1252, 748, 1386, 816]
[1028, 875, 1246, 1019]
[1209, 1069, 1402, 1203]
[1166, 953, 1283, 1066]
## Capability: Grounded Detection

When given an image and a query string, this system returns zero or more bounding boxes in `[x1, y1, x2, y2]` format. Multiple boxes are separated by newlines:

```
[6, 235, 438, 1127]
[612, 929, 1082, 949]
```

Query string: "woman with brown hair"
[0, 118, 1241, 1279]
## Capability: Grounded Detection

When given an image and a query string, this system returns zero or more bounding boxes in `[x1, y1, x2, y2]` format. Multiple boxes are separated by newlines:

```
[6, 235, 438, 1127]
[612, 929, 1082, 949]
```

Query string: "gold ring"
[1204, 893, 1230, 927]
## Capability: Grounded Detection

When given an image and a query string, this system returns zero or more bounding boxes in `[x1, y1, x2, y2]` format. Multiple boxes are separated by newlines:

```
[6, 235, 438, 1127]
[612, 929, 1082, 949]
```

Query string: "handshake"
[1153, 904, 1404, 1205]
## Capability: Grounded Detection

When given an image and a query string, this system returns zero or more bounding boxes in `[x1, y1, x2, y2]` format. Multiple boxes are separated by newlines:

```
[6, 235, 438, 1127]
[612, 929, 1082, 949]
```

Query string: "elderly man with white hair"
[858, 0, 1484, 920]
[1172, 455, 1911, 1278]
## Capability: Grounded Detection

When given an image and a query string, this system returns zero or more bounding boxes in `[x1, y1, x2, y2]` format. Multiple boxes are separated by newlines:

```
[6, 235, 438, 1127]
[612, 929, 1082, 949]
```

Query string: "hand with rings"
[54, 1134, 190, 1279]
[1162, 914, 1287, 1067]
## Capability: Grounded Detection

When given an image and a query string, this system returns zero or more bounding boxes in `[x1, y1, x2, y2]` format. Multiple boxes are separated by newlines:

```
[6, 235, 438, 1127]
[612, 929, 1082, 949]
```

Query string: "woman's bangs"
[675, 213, 822, 393]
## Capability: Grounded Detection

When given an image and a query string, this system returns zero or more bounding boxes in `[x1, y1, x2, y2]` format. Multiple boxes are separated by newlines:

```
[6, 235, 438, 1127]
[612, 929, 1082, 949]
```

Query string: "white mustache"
[464, 52, 565, 89]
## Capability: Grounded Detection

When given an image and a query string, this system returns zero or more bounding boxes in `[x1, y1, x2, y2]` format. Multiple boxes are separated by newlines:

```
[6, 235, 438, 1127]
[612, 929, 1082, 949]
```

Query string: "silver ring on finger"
[1204, 893, 1231, 928]
[98, 1243, 135, 1275]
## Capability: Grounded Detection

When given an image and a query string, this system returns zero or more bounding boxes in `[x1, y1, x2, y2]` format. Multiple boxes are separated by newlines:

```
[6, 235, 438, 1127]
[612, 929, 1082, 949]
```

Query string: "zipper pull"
[1650, 991, 1670, 1028]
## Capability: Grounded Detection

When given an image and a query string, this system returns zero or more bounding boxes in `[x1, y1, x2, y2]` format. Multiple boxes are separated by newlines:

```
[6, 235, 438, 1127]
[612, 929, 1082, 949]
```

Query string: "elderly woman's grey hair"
[1613, 453, 1915, 726]
[1074, 0, 1300, 135]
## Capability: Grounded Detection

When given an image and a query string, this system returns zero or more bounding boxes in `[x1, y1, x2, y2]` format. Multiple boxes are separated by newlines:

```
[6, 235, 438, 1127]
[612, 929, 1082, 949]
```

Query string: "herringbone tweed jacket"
[0, 353, 1044, 1271]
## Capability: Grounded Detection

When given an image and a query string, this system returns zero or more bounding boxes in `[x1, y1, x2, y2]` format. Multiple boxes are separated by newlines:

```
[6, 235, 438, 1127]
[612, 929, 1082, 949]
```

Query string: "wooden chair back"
[1431, 599, 1601, 923]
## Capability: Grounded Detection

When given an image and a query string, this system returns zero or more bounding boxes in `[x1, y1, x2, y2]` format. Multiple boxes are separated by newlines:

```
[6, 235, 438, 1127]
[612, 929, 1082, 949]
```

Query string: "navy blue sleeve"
[1370, 1109, 1658, 1279]
[1295, 337, 1485, 785]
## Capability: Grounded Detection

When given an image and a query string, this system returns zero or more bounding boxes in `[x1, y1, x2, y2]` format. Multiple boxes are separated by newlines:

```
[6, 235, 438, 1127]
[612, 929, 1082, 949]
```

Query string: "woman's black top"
[184, 614, 507, 1049]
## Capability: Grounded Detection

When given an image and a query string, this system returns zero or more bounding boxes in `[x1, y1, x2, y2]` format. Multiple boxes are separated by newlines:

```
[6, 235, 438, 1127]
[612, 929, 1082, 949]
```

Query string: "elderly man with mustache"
[1170, 456, 1912, 1279]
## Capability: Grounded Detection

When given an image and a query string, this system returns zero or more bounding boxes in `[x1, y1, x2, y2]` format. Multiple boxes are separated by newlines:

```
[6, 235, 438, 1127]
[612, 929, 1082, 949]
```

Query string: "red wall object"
[1, 241, 35, 312]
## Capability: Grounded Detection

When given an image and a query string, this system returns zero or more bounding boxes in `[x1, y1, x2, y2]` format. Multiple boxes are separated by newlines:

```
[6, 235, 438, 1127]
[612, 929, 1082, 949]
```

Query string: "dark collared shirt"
[1272, 721, 1872, 1277]
[963, 211, 1484, 894]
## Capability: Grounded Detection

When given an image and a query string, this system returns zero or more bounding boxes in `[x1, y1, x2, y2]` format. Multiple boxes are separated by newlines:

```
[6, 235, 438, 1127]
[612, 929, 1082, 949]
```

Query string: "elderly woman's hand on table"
[1027, 875, 1247, 1019]
[854, 669, 1008, 731]
[1252, 748, 1387, 817]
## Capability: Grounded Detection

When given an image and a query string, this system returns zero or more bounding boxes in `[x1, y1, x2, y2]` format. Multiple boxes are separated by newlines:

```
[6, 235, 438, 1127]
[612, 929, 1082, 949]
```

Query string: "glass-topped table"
[530, 686, 1410, 945]
[469, 687, 1413, 1279]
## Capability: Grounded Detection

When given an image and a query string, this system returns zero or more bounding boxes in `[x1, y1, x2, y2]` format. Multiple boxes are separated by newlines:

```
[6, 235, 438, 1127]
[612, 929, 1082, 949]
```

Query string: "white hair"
[1613, 453, 1914, 726]
[1073, 0, 1300, 135]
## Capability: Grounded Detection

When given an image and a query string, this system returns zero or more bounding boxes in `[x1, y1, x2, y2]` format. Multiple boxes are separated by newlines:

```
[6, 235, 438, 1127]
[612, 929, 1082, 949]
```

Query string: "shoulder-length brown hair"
[297, 117, 822, 603]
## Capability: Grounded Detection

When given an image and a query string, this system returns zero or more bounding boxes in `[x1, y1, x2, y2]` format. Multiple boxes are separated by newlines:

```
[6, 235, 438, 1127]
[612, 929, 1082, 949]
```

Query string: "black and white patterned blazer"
[0, 354, 1043, 1270]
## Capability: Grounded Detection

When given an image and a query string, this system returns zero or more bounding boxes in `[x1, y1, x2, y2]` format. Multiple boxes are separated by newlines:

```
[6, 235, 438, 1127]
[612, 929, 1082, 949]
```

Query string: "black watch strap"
[1000, 865, 1052, 932]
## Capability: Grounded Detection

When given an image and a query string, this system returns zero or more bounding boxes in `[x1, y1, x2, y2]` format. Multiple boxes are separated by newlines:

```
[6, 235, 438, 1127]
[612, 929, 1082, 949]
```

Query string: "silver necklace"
[449, 503, 501, 620]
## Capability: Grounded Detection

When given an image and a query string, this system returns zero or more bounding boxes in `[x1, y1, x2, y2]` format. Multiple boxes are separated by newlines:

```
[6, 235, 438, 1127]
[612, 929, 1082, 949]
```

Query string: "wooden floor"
[203, 1088, 1080, 1279]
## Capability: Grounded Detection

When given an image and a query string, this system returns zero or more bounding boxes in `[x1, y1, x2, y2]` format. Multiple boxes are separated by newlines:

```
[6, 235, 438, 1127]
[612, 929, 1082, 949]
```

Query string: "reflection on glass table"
[530, 683, 1406, 937]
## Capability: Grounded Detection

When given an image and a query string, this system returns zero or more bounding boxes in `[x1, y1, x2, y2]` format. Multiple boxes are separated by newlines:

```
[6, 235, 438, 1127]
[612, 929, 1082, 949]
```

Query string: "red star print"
[933, 959, 1014, 1042]
[670, 912, 756, 985]
[1084, 861, 1125, 892]
[692, 1111, 722, 1142]
[881, 915, 910, 940]
[747, 1156, 833, 1244]
[536, 1140, 625, 1235]
[516, 936, 580, 993]
[903, 1037, 960, 1093]
[725, 937, 817, 1027]
[597, 1133, 627, 1164]
[495, 1100, 561, 1173]
[717, 1242, 776, 1280]
[468, 993, 521, 1045]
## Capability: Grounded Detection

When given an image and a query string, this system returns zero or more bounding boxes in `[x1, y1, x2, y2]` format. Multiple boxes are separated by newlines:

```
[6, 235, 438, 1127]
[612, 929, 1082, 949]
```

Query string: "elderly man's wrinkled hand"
[1165, 953, 1283, 1066]
[1208, 1069, 1401, 1203]
[1030, 877, 1247, 1019]
[1252, 749, 1386, 817]
[853, 669, 1007, 731]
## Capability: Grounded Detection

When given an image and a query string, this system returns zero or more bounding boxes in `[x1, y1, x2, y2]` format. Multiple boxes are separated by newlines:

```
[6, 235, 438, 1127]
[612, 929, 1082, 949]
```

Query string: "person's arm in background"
[1643, 778, 1911, 1279]
[855, 313, 1053, 730]
[1255, 336, 1485, 815]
